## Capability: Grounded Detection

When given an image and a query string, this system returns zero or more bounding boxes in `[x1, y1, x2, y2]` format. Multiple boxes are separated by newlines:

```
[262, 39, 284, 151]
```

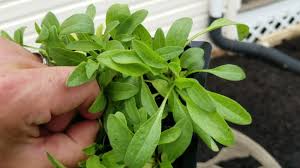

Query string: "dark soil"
[197, 38, 300, 168]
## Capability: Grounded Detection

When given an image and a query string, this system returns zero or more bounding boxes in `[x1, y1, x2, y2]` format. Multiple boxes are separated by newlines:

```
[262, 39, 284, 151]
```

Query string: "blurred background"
[0, 0, 299, 167]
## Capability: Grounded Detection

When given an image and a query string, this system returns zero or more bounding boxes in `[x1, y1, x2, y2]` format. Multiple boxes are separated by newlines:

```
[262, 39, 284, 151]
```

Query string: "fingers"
[45, 111, 76, 132]
[43, 121, 99, 167]
[17, 66, 101, 125]
[0, 38, 43, 68]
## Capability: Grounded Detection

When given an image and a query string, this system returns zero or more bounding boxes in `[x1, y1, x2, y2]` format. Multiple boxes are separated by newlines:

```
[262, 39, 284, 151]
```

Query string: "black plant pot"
[173, 41, 212, 168]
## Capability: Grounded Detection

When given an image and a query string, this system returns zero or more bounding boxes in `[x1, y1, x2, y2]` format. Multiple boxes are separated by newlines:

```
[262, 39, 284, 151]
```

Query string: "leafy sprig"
[0, 3, 251, 168]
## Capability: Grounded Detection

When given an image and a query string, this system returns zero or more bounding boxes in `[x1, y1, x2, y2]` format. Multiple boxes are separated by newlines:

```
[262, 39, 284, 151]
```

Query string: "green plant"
[1, 3, 252, 168]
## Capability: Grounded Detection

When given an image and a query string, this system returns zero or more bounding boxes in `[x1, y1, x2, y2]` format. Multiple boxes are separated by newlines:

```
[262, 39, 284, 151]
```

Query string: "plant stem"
[185, 29, 210, 47]
[185, 69, 205, 76]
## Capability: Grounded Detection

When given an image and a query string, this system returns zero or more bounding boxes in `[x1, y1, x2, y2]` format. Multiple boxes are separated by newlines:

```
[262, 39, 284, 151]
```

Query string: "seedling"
[1, 4, 252, 168]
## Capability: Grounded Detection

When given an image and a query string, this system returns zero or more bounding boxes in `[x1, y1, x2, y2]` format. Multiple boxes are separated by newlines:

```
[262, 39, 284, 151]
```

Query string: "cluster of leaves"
[1, 3, 252, 168]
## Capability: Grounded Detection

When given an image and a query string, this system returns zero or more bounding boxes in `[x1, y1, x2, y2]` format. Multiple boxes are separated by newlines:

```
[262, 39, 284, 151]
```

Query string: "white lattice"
[237, 0, 300, 42]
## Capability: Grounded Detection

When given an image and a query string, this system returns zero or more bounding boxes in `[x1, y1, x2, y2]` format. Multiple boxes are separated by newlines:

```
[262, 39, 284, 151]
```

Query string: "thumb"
[44, 120, 100, 167]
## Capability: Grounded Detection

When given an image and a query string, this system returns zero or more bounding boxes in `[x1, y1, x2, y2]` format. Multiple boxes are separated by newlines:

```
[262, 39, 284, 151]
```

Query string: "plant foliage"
[1, 3, 252, 168]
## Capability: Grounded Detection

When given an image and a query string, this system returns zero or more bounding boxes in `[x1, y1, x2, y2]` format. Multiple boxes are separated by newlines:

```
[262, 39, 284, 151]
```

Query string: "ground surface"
[197, 38, 300, 168]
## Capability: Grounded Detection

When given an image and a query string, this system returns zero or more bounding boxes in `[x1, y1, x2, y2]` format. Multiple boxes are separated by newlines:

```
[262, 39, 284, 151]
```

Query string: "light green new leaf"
[156, 46, 184, 61]
[67, 62, 95, 87]
[200, 64, 246, 81]
[107, 81, 139, 101]
[166, 17, 193, 47]
[14, 27, 26, 45]
[0, 30, 12, 41]
[180, 48, 204, 71]
[101, 150, 124, 168]
[209, 91, 252, 125]
[186, 99, 234, 146]
[97, 50, 149, 76]
[36, 26, 49, 43]
[116, 9, 148, 35]
[153, 28, 165, 50]
[97, 68, 117, 88]
[42, 12, 60, 31]
[106, 4, 130, 24]
[86, 4, 96, 19]
[86, 155, 104, 168]
[60, 14, 94, 35]
[124, 97, 141, 127]
[85, 59, 99, 79]
[47, 153, 66, 168]
[159, 127, 181, 145]
[124, 88, 170, 168]
[66, 40, 103, 52]
[133, 24, 152, 47]
[83, 143, 97, 156]
[140, 80, 158, 116]
[105, 40, 124, 50]
[150, 79, 169, 97]
[132, 40, 167, 69]
[186, 18, 249, 45]
[34, 22, 41, 34]
[89, 91, 107, 113]
[193, 123, 219, 152]
[49, 48, 87, 66]
[168, 58, 181, 77]
[107, 112, 133, 160]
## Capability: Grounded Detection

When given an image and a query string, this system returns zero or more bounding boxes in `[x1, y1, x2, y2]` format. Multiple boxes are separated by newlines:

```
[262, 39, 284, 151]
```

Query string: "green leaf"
[49, 48, 87, 66]
[103, 21, 120, 40]
[97, 50, 149, 76]
[153, 28, 165, 50]
[85, 59, 99, 79]
[168, 58, 181, 77]
[133, 24, 152, 47]
[107, 81, 139, 101]
[200, 64, 246, 81]
[186, 99, 234, 146]
[14, 27, 26, 45]
[0, 30, 12, 41]
[160, 160, 173, 168]
[159, 127, 181, 145]
[47, 152, 66, 168]
[60, 14, 94, 35]
[156, 46, 183, 61]
[111, 51, 145, 65]
[166, 18, 193, 47]
[105, 40, 124, 50]
[186, 18, 249, 45]
[83, 143, 97, 156]
[86, 4, 96, 19]
[132, 40, 167, 69]
[67, 62, 95, 87]
[106, 4, 130, 24]
[34, 22, 41, 34]
[45, 26, 65, 49]
[124, 88, 170, 168]
[160, 118, 193, 162]
[107, 112, 133, 160]
[150, 79, 169, 97]
[97, 68, 117, 88]
[86, 155, 104, 168]
[124, 97, 142, 127]
[89, 91, 107, 113]
[176, 78, 215, 112]
[140, 80, 158, 116]
[36, 26, 49, 43]
[209, 91, 252, 125]
[66, 40, 103, 52]
[180, 48, 204, 71]
[116, 9, 148, 35]
[42, 12, 60, 31]
[193, 123, 219, 152]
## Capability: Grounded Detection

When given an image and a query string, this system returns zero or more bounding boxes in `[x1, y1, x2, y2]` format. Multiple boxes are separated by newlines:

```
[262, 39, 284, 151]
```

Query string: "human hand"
[0, 38, 101, 168]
